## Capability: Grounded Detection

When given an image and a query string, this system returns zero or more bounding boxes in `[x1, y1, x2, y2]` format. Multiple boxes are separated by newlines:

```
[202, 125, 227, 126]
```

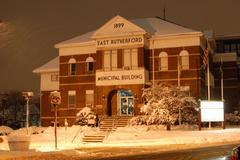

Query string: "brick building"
[34, 15, 211, 126]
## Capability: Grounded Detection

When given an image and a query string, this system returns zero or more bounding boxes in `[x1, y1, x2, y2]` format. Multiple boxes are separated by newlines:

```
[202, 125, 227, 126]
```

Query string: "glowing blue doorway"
[117, 90, 134, 116]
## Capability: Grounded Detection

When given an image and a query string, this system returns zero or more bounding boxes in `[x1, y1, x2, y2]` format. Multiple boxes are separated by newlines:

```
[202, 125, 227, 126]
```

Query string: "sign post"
[50, 91, 61, 150]
[22, 92, 34, 135]
[200, 101, 224, 129]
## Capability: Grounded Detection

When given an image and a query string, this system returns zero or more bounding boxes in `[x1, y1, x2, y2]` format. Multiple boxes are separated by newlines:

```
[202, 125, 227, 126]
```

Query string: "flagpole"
[177, 55, 181, 125]
[178, 56, 181, 87]
[207, 39, 211, 129]
[220, 56, 225, 129]
[152, 40, 155, 96]
[221, 56, 224, 101]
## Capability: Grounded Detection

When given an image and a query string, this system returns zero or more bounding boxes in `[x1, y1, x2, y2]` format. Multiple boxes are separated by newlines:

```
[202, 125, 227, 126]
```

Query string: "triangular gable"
[92, 15, 146, 39]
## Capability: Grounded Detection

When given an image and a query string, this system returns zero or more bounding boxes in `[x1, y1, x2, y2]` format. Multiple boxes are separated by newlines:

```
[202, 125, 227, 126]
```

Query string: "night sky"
[1, 0, 240, 95]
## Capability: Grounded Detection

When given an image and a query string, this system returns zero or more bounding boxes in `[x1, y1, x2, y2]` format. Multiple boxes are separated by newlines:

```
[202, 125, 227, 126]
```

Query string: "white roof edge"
[151, 32, 203, 39]
[33, 69, 59, 74]
[55, 40, 95, 48]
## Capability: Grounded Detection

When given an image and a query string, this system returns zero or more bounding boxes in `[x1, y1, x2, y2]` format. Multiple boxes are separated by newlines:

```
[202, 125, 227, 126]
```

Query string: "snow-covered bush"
[76, 107, 97, 126]
[9, 126, 46, 135]
[131, 83, 199, 129]
[0, 126, 13, 136]
[226, 111, 240, 125]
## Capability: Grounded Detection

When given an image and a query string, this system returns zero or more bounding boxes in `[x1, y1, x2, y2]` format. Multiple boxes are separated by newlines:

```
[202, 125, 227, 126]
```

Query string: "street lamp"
[49, 91, 61, 150]
[22, 92, 34, 135]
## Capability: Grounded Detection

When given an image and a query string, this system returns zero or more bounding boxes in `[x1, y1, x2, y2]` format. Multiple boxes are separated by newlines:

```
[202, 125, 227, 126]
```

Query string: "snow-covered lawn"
[1, 125, 240, 152]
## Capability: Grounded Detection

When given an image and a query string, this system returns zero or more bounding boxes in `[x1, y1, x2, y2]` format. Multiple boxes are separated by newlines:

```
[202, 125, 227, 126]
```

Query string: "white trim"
[86, 90, 94, 94]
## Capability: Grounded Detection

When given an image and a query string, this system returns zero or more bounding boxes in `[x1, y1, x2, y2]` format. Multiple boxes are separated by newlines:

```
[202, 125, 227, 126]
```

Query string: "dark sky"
[1, 0, 240, 95]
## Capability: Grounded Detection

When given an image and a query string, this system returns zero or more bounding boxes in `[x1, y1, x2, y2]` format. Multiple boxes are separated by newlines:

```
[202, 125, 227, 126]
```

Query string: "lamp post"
[50, 91, 61, 150]
[22, 92, 34, 135]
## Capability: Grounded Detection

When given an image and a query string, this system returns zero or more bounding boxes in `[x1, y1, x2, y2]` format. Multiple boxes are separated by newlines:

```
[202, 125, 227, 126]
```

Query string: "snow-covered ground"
[1, 125, 240, 153]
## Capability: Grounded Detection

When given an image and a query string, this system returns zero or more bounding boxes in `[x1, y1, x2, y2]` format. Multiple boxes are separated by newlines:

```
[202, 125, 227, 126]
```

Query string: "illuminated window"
[123, 48, 138, 70]
[68, 58, 77, 75]
[86, 90, 94, 106]
[103, 50, 117, 71]
[68, 90, 76, 108]
[86, 57, 94, 72]
[179, 50, 189, 70]
[51, 74, 59, 81]
[158, 52, 168, 71]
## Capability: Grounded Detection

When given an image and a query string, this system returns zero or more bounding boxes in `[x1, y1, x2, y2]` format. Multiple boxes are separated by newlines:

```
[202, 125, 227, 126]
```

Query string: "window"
[86, 90, 94, 107]
[224, 44, 230, 53]
[237, 44, 240, 55]
[86, 57, 94, 72]
[103, 50, 117, 71]
[68, 90, 76, 107]
[51, 74, 59, 81]
[179, 50, 189, 70]
[123, 48, 138, 70]
[68, 58, 76, 75]
[158, 52, 168, 71]
[231, 44, 236, 52]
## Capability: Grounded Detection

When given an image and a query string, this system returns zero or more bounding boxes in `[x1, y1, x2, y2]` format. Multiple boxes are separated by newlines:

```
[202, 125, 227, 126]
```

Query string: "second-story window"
[179, 50, 189, 70]
[123, 48, 138, 70]
[86, 57, 94, 72]
[158, 52, 168, 71]
[51, 74, 59, 81]
[68, 58, 76, 75]
[103, 50, 117, 71]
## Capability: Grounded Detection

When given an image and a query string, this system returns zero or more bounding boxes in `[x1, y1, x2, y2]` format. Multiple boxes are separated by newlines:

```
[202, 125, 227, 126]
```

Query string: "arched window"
[179, 50, 189, 70]
[68, 58, 76, 75]
[158, 52, 168, 71]
[86, 57, 94, 72]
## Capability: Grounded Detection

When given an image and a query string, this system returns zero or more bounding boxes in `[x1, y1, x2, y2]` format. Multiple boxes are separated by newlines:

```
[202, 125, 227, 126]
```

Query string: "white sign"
[96, 69, 148, 86]
[96, 36, 144, 48]
[200, 101, 224, 122]
[50, 91, 61, 105]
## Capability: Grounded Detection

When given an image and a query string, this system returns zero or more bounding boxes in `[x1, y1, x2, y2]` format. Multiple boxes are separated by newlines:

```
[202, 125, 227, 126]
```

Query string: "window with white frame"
[68, 58, 77, 75]
[179, 50, 189, 69]
[86, 90, 94, 107]
[51, 74, 59, 81]
[103, 50, 117, 71]
[68, 90, 76, 107]
[123, 48, 138, 70]
[158, 52, 168, 71]
[86, 57, 94, 72]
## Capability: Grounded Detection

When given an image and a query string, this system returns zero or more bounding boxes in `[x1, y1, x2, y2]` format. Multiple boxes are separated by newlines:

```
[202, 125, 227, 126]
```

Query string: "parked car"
[231, 146, 240, 160]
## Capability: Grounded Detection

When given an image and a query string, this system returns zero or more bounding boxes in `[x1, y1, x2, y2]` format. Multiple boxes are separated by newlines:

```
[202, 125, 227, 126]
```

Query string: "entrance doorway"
[119, 90, 134, 116]
[107, 89, 134, 116]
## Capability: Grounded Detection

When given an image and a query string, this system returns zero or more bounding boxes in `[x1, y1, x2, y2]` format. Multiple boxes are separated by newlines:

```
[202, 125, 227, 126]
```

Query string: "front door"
[118, 90, 134, 116]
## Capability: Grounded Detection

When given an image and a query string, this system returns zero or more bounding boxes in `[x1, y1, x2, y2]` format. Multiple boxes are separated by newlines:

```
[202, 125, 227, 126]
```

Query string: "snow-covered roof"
[55, 16, 202, 48]
[131, 18, 201, 37]
[33, 57, 59, 73]
[55, 31, 95, 48]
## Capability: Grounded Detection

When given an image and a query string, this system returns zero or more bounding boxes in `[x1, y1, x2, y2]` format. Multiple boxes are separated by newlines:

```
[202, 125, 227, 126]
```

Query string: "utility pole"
[177, 55, 182, 125]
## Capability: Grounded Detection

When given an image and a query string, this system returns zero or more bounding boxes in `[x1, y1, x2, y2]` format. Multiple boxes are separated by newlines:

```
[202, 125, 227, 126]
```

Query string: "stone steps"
[99, 116, 132, 132]
[82, 134, 106, 143]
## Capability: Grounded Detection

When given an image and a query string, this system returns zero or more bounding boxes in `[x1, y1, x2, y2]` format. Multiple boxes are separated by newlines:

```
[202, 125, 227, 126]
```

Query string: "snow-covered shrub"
[226, 111, 240, 125]
[10, 126, 46, 135]
[76, 107, 97, 126]
[0, 126, 13, 135]
[136, 83, 199, 129]
[130, 116, 148, 125]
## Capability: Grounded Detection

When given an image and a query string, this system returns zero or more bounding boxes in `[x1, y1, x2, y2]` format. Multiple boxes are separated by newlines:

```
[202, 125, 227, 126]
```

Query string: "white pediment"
[92, 15, 146, 39]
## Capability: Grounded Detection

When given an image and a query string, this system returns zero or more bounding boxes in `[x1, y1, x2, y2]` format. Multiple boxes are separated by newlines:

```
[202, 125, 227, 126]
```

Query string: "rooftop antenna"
[163, 0, 166, 20]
